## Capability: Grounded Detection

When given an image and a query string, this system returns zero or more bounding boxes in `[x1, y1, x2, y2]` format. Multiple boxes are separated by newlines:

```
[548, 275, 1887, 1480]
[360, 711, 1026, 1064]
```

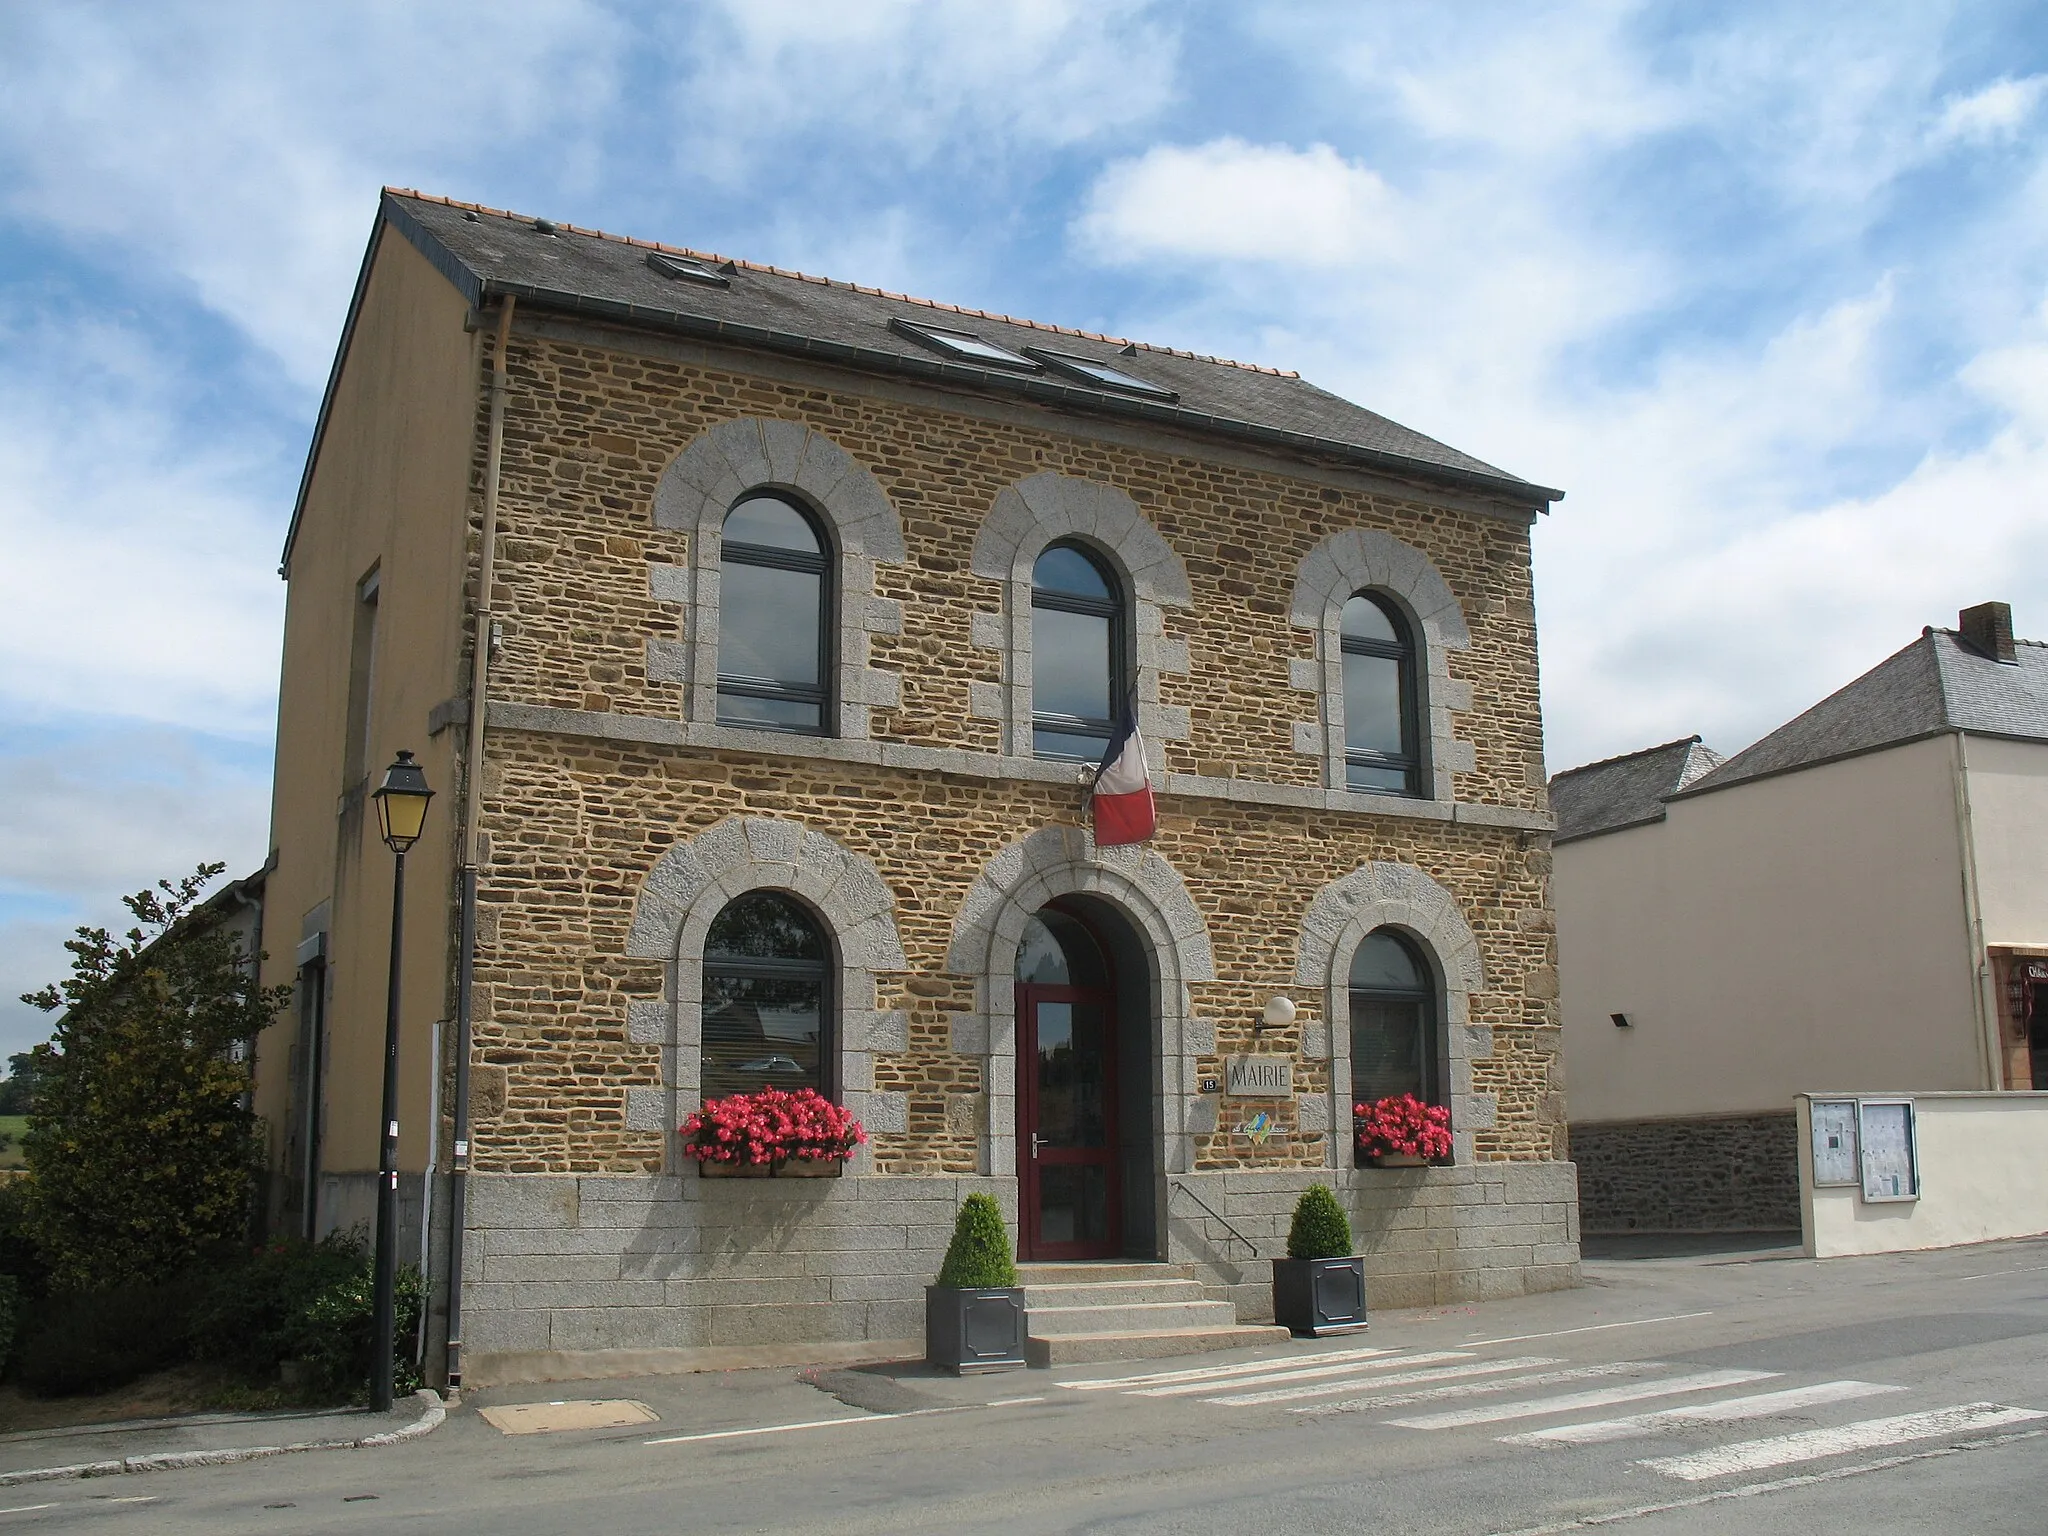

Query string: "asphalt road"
[9, 1234, 2046, 1534]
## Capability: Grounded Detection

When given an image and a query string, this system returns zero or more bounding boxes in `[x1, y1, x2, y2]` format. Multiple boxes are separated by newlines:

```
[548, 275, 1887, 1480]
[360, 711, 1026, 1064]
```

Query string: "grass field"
[0, 1114, 27, 1169]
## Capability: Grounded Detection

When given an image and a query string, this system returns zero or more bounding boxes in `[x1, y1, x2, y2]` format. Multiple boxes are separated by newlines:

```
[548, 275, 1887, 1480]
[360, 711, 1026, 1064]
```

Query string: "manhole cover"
[478, 1399, 661, 1435]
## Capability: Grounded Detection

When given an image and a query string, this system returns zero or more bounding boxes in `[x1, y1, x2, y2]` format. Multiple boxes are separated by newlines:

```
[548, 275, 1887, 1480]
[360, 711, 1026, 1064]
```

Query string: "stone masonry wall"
[459, 1163, 1578, 1374]
[466, 738, 1563, 1175]
[471, 326, 1548, 810]
[1570, 1114, 1800, 1233]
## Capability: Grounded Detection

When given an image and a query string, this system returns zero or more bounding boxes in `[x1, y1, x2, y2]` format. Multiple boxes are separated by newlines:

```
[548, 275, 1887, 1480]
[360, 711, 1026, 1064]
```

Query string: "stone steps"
[1015, 1261, 1289, 1365]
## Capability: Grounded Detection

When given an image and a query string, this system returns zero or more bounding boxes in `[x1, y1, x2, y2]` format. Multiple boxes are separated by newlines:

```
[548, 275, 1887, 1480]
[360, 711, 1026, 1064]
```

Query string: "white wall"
[1559, 735, 1983, 1123]
[1799, 1092, 2048, 1257]
[1964, 735, 2048, 948]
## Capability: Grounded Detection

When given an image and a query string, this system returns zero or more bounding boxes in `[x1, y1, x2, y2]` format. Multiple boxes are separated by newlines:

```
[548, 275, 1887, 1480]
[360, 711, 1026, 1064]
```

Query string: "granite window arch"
[700, 889, 837, 1099]
[649, 419, 907, 741]
[1294, 861, 1489, 1167]
[716, 492, 832, 734]
[623, 815, 911, 1163]
[1340, 592, 1421, 794]
[1031, 540, 1128, 761]
[968, 473, 1192, 765]
[1348, 927, 1445, 1156]
[1289, 529, 1474, 801]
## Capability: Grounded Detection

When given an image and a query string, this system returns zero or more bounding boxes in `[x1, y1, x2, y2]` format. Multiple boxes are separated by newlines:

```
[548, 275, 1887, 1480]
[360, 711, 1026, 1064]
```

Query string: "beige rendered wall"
[254, 228, 480, 1192]
[1964, 735, 2048, 948]
[1799, 1092, 2048, 1257]
[1559, 735, 1983, 1123]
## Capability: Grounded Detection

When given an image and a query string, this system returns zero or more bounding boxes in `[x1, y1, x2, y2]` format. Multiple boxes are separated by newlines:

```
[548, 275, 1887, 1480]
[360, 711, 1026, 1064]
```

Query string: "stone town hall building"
[252, 189, 1579, 1385]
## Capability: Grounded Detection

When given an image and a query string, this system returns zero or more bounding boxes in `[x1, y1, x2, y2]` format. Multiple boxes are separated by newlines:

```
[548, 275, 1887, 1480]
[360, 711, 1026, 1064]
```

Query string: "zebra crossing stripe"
[1206, 1356, 1565, 1408]
[1386, 1368, 1779, 1429]
[1295, 1361, 1658, 1417]
[1639, 1402, 2048, 1482]
[1138, 1350, 1472, 1399]
[1057, 1345, 1396, 1392]
[1501, 1380, 1904, 1445]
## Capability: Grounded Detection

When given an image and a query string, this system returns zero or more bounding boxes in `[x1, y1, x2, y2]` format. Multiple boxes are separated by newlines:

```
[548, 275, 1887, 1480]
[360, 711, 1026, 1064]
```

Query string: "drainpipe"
[445, 293, 515, 1393]
[1950, 730, 2001, 1089]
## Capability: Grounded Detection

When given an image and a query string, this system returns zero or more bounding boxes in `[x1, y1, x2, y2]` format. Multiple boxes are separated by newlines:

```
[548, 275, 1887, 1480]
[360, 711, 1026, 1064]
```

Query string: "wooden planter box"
[1363, 1152, 1429, 1167]
[1272, 1256, 1369, 1336]
[925, 1286, 1026, 1374]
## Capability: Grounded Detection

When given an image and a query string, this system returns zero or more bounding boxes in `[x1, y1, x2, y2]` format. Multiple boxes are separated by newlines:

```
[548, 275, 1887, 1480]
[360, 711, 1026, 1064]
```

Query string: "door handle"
[1030, 1133, 1045, 1160]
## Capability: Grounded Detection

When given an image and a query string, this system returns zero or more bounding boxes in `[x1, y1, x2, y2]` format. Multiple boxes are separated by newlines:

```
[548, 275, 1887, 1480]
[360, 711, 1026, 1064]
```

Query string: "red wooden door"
[1017, 982, 1122, 1260]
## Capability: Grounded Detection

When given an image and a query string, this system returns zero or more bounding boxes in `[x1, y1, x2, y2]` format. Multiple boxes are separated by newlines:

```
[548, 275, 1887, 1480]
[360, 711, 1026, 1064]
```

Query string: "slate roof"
[1678, 627, 2048, 798]
[282, 190, 1562, 570]
[1549, 736, 1725, 844]
[382, 191, 1560, 502]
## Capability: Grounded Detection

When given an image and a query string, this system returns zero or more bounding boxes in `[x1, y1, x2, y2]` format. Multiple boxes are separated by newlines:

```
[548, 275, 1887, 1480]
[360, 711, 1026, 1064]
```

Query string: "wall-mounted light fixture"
[1610, 1012, 1633, 1029]
[1259, 995, 1297, 1035]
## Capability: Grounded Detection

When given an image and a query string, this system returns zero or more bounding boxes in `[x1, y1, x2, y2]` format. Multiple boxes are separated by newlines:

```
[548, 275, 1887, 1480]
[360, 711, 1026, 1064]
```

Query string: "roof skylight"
[1026, 348, 1179, 401]
[889, 318, 1040, 371]
[646, 251, 731, 288]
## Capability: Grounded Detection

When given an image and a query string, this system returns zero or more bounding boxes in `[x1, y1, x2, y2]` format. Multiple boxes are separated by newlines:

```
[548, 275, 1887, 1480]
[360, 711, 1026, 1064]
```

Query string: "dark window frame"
[1347, 927, 1447, 1166]
[1341, 590, 1422, 796]
[701, 890, 840, 1103]
[717, 491, 834, 736]
[1030, 539, 1128, 762]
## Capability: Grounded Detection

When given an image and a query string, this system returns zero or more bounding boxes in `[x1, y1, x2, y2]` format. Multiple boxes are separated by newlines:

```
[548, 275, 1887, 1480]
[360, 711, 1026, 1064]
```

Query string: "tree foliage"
[0, 1051, 42, 1115]
[18, 864, 290, 1293]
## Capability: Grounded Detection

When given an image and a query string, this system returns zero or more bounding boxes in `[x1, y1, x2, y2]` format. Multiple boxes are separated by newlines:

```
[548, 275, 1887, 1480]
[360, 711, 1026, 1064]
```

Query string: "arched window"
[701, 891, 833, 1098]
[1349, 928, 1440, 1117]
[1032, 541, 1124, 760]
[1341, 592, 1419, 794]
[718, 493, 830, 734]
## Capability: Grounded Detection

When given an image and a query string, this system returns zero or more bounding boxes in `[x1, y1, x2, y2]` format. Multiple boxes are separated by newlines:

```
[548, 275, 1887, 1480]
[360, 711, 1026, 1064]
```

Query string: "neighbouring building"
[252, 188, 1576, 1386]
[1553, 602, 2048, 1234]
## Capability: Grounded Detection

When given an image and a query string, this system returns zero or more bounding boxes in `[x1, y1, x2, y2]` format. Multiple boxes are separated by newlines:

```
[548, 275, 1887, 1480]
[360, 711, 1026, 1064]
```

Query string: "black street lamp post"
[371, 750, 434, 1414]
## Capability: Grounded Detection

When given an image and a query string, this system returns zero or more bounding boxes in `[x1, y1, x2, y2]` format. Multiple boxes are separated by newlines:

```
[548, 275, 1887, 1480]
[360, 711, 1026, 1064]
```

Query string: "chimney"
[1958, 601, 2017, 664]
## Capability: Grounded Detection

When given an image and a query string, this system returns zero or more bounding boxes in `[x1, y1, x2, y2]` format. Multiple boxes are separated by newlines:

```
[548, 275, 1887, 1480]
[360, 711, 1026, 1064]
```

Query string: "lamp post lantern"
[371, 750, 433, 1413]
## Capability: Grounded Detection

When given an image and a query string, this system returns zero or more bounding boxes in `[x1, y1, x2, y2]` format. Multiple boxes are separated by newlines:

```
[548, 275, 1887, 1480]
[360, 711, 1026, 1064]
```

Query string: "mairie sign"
[1224, 1055, 1294, 1098]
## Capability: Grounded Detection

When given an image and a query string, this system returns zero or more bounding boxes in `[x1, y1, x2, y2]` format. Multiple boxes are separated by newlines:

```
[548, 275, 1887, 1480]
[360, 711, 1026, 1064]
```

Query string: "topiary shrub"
[935, 1193, 1018, 1288]
[1286, 1184, 1353, 1260]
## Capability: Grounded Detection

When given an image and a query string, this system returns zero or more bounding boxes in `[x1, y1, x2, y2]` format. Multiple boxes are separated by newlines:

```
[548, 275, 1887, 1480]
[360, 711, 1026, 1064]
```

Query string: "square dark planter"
[925, 1285, 1026, 1374]
[1272, 1256, 1368, 1336]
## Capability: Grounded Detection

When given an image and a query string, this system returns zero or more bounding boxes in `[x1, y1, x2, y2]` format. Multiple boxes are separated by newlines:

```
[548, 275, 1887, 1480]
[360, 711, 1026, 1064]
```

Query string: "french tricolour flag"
[1091, 700, 1156, 847]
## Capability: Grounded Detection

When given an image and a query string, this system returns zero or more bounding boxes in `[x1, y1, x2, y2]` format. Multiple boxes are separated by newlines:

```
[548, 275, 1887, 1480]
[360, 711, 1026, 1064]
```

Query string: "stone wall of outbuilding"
[1570, 1113, 1800, 1232]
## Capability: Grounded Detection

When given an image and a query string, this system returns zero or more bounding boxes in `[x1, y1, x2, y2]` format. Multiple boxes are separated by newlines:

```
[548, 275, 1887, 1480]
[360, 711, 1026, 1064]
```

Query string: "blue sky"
[2, 1, 2045, 1056]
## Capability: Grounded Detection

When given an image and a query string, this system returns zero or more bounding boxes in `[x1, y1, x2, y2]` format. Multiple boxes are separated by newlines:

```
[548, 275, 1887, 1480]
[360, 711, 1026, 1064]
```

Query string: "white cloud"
[0, 307, 285, 735]
[1075, 140, 1397, 267]
[0, 1, 624, 387]
[672, 0, 1179, 181]
[1931, 74, 2048, 147]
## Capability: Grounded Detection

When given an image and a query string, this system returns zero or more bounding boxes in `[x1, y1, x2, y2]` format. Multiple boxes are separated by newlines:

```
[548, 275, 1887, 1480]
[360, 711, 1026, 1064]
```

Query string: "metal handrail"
[1169, 1178, 1261, 1259]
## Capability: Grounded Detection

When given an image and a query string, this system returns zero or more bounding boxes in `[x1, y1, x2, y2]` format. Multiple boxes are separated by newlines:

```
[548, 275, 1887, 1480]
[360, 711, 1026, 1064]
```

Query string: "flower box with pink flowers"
[680, 1087, 865, 1177]
[1354, 1093, 1452, 1167]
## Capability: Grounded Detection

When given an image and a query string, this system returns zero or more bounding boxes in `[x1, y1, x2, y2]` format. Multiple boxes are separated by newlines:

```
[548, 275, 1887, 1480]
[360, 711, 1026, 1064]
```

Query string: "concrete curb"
[0, 1389, 445, 1487]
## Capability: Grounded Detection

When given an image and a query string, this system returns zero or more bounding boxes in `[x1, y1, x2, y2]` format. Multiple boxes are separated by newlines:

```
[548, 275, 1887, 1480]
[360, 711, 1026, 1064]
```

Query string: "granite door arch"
[948, 827, 1216, 1260]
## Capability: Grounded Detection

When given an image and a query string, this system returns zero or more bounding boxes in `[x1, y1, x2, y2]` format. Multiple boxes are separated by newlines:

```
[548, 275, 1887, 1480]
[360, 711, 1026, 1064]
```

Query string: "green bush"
[0, 1273, 16, 1376]
[18, 865, 289, 1294]
[0, 1178, 47, 1303]
[11, 1233, 426, 1402]
[1286, 1184, 1353, 1260]
[935, 1193, 1018, 1288]
[13, 1276, 202, 1396]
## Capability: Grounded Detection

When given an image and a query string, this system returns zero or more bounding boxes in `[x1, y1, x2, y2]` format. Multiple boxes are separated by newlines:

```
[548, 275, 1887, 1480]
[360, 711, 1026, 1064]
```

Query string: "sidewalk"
[0, 1389, 444, 1486]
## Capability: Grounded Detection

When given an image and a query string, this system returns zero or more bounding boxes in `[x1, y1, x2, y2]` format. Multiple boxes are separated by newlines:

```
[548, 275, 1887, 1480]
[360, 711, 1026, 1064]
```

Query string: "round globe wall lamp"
[1258, 994, 1297, 1035]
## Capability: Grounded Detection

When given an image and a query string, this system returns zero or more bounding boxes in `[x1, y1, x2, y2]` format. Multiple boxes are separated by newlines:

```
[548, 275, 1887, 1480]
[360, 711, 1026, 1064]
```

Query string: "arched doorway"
[1015, 904, 1128, 1260]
